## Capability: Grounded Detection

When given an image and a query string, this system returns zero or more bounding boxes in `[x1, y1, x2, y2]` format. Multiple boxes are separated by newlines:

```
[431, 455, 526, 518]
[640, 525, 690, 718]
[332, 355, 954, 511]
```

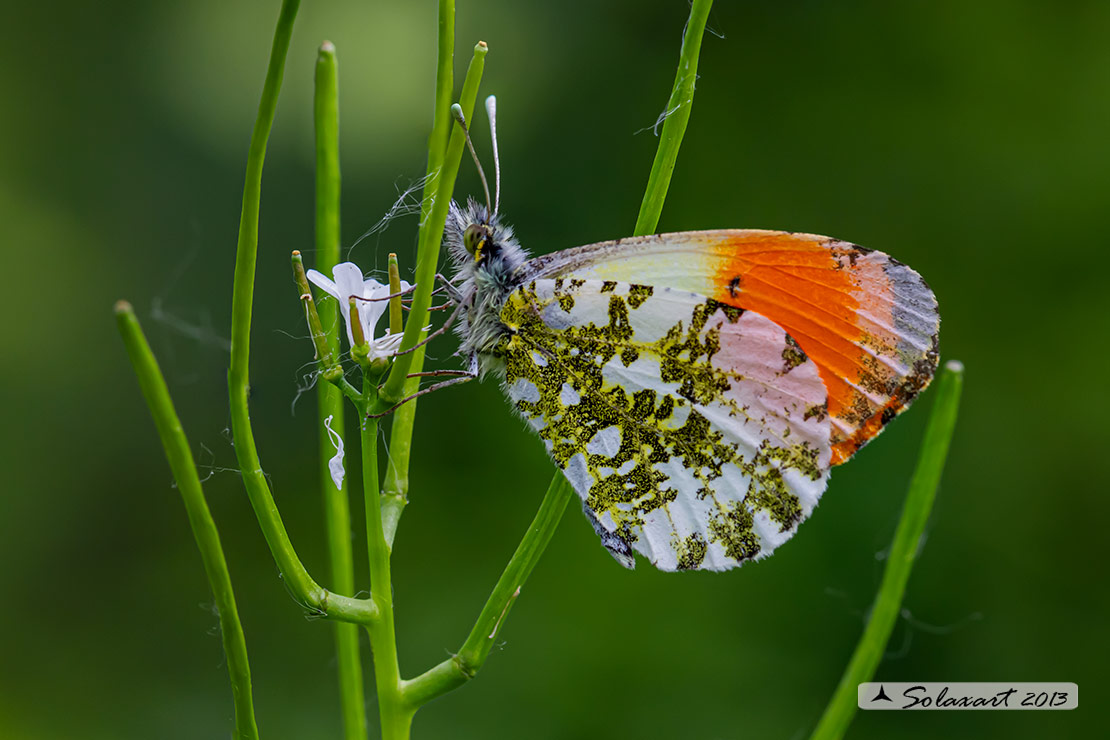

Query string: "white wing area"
[498, 278, 833, 571]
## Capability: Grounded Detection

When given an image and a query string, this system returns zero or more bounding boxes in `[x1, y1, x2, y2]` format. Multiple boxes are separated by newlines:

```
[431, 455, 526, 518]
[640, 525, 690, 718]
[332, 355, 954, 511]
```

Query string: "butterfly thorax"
[444, 199, 532, 369]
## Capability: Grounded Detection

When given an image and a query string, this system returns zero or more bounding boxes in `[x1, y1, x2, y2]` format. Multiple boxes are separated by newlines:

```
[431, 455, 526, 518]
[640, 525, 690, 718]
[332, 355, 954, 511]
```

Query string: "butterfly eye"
[463, 224, 490, 261]
[463, 224, 488, 259]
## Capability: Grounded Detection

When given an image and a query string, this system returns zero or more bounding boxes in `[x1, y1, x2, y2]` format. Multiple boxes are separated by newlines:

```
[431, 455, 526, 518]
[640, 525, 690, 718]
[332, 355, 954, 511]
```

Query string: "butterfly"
[433, 100, 939, 572]
[440, 203, 938, 572]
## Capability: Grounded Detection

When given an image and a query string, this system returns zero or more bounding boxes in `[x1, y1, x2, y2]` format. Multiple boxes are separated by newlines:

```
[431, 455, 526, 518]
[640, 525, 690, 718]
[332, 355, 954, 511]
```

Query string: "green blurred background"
[2, 0, 1107, 738]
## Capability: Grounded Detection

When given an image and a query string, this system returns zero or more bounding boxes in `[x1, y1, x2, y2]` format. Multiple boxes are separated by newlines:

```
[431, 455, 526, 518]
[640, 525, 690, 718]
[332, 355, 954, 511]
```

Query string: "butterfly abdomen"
[459, 268, 521, 361]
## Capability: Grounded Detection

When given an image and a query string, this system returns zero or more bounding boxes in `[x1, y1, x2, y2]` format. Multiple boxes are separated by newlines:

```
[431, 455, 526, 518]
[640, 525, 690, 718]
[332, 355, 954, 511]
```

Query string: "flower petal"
[306, 269, 339, 300]
[362, 277, 388, 293]
[332, 263, 368, 301]
[331, 263, 370, 347]
[359, 282, 392, 341]
[369, 331, 407, 359]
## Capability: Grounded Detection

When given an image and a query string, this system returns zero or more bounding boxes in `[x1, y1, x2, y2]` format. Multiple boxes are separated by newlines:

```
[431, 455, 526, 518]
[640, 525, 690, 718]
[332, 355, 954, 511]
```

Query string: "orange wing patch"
[711, 233, 939, 464]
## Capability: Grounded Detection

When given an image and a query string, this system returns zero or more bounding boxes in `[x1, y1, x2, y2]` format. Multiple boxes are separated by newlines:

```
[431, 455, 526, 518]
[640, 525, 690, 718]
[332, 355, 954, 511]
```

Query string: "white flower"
[306, 262, 410, 358]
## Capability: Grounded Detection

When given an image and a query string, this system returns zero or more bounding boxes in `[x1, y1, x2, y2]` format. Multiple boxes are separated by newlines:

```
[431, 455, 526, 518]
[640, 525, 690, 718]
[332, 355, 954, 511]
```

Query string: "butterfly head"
[446, 198, 528, 282]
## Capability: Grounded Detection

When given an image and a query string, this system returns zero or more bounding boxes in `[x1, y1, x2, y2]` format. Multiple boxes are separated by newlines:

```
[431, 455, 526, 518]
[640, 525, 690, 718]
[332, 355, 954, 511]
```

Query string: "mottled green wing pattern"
[498, 278, 833, 571]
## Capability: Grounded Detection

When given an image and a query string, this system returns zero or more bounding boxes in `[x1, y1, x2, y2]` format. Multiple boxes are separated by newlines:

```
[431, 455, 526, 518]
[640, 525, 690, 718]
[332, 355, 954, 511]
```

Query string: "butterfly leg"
[354, 283, 419, 303]
[365, 375, 475, 418]
[392, 296, 466, 357]
[403, 282, 457, 312]
[367, 353, 479, 418]
[406, 369, 474, 379]
[434, 272, 466, 304]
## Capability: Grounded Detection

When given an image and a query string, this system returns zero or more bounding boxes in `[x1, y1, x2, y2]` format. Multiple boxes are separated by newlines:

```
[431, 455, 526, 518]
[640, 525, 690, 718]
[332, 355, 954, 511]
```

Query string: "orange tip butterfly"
[440, 96, 939, 572]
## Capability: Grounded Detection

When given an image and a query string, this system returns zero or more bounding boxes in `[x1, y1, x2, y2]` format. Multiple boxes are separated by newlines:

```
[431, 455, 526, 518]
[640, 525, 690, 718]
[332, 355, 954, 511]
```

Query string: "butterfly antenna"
[450, 103, 493, 219]
[485, 95, 501, 217]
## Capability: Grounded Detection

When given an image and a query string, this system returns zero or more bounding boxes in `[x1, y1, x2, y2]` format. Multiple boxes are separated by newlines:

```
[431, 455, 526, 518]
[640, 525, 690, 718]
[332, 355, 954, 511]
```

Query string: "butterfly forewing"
[498, 278, 832, 571]
[523, 230, 940, 464]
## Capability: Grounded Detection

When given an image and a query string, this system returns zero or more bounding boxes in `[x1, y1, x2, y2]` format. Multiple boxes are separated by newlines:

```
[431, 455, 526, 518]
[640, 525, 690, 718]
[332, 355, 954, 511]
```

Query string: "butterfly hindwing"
[498, 277, 832, 571]
[523, 230, 940, 464]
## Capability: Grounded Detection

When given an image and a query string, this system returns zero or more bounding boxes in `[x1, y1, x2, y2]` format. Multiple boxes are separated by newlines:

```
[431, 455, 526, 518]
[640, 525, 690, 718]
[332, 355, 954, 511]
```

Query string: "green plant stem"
[362, 406, 414, 739]
[383, 0, 454, 527]
[376, 40, 487, 408]
[314, 41, 369, 740]
[810, 360, 965, 740]
[382, 1, 455, 490]
[633, 0, 714, 237]
[401, 475, 574, 708]
[381, 28, 479, 550]
[115, 302, 259, 740]
[226, 0, 377, 627]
